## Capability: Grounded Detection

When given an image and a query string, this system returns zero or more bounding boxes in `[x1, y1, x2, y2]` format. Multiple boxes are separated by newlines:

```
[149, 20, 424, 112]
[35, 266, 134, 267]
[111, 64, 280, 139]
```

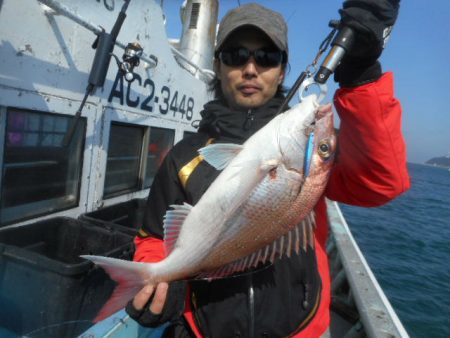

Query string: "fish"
[81, 94, 336, 321]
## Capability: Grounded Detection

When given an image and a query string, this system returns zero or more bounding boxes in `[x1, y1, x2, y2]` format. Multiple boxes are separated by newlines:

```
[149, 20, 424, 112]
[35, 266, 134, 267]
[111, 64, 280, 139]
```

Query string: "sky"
[161, 0, 450, 164]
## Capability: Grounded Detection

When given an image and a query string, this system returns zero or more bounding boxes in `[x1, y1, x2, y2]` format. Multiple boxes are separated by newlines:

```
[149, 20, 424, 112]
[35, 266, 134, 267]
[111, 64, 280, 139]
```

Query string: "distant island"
[425, 154, 450, 168]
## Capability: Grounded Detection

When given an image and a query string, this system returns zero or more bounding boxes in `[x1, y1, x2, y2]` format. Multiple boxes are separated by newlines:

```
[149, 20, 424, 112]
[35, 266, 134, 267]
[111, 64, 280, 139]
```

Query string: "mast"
[177, 0, 219, 73]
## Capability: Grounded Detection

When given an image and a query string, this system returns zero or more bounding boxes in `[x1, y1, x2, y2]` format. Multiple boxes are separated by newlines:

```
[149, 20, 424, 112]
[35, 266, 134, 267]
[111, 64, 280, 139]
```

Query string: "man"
[126, 2, 409, 337]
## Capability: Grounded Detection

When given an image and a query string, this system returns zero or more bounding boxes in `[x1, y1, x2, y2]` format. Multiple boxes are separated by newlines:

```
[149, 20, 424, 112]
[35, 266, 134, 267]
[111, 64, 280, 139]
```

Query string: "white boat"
[0, 1, 409, 337]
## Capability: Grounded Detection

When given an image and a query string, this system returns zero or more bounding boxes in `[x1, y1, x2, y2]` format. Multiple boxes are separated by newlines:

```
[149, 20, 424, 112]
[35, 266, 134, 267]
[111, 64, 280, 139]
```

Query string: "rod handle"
[314, 26, 355, 84]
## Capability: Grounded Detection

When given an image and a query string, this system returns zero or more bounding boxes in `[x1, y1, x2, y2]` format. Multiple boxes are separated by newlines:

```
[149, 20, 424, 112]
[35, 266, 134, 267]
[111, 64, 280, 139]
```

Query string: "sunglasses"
[217, 47, 286, 68]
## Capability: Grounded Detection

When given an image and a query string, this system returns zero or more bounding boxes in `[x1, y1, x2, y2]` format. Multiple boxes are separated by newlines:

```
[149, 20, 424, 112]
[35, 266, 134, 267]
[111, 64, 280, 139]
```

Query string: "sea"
[1, 163, 447, 338]
[339, 163, 450, 338]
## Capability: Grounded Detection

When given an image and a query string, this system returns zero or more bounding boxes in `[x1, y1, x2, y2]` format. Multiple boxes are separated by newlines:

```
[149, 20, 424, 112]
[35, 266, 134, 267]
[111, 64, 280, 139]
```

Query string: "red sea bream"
[82, 94, 336, 321]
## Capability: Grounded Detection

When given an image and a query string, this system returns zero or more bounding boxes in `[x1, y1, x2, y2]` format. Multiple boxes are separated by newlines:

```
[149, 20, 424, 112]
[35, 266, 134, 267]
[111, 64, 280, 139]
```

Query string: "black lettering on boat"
[108, 71, 124, 105]
[159, 86, 170, 115]
[141, 78, 155, 112]
[126, 73, 141, 108]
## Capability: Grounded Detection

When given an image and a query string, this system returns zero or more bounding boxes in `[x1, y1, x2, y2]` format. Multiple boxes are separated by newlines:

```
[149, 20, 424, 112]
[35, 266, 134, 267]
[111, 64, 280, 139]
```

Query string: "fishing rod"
[276, 20, 355, 115]
[62, 0, 140, 146]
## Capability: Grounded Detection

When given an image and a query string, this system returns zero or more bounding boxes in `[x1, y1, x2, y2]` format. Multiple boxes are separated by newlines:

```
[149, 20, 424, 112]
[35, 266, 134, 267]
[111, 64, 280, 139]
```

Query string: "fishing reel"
[112, 42, 144, 82]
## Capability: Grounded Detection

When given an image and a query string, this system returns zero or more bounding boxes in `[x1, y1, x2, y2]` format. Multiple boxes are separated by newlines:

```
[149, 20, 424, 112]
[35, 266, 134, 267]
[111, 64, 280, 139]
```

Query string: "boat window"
[0, 108, 86, 226]
[144, 127, 175, 188]
[104, 123, 145, 197]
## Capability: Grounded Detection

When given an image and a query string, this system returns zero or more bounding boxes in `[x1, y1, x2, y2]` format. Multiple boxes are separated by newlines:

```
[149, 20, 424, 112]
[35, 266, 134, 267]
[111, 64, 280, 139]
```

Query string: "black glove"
[334, 0, 400, 87]
[125, 281, 187, 327]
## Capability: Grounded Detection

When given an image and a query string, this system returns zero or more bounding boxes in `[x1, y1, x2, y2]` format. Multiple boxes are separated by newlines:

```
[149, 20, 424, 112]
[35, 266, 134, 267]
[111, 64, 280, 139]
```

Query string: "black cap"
[216, 3, 288, 54]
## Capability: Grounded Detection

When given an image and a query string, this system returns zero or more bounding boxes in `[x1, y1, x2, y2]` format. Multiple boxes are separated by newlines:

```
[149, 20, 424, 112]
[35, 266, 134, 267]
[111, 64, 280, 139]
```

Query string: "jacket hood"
[198, 95, 286, 144]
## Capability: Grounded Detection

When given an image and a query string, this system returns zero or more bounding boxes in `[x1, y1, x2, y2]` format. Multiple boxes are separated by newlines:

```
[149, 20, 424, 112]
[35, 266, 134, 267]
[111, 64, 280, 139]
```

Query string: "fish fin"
[306, 213, 316, 249]
[263, 213, 316, 261]
[302, 218, 308, 252]
[81, 255, 151, 322]
[286, 231, 293, 258]
[193, 236, 290, 280]
[198, 143, 244, 170]
[195, 259, 245, 280]
[294, 225, 301, 254]
[163, 203, 193, 255]
[224, 159, 270, 183]
[194, 213, 317, 280]
[298, 212, 316, 252]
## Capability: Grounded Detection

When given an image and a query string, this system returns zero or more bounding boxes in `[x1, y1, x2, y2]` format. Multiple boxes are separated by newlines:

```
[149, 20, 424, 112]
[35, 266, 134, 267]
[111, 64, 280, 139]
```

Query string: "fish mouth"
[305, 103, 333, 138]
[315, 103, 332, 121]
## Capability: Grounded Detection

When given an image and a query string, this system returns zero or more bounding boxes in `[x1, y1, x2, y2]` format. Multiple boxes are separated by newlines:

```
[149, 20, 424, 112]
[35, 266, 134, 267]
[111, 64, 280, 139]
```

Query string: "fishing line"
[276, 20, 355, 115]
[24, 320, 93, 337]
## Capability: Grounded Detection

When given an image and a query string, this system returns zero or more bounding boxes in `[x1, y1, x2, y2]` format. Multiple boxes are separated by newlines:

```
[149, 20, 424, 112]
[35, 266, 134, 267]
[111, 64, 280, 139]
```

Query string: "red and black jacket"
[134, 72, 410, 337]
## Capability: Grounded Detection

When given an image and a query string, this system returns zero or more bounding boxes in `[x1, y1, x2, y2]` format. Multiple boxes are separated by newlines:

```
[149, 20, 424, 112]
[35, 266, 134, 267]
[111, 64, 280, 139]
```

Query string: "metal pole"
[170, 46, 215, 81]
[36, 0, 157, 68]
[37, 0, 213, 79]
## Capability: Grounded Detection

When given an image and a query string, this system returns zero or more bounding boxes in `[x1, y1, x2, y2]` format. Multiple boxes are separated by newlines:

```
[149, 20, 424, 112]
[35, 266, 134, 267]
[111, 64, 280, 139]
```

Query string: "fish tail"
[81, 255, 153, 322]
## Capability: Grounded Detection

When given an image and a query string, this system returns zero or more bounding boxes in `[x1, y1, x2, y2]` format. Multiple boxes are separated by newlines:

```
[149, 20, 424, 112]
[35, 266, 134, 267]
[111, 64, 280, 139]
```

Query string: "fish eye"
[318, 140, 332, 159]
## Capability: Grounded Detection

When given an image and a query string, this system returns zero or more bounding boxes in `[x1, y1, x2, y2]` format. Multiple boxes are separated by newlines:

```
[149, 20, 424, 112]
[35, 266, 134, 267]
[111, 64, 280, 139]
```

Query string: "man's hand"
[133, 283, 169, 315]
[126, 281, 187, 327]
[340, 0, 400, 60]
[125, 283, 168, 327]
[335, 0, 400, 87]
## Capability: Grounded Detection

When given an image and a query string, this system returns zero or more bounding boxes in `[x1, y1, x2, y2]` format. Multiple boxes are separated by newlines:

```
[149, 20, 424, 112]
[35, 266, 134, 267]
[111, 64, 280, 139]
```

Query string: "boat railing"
[326, 199, 409, 338]
[169, 46, 216, 82]
[36, 0, 214, 82]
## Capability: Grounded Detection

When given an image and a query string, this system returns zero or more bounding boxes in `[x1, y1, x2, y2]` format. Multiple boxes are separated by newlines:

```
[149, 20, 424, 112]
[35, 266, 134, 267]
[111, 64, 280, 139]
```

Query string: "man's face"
[216, 28, 286, 110]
